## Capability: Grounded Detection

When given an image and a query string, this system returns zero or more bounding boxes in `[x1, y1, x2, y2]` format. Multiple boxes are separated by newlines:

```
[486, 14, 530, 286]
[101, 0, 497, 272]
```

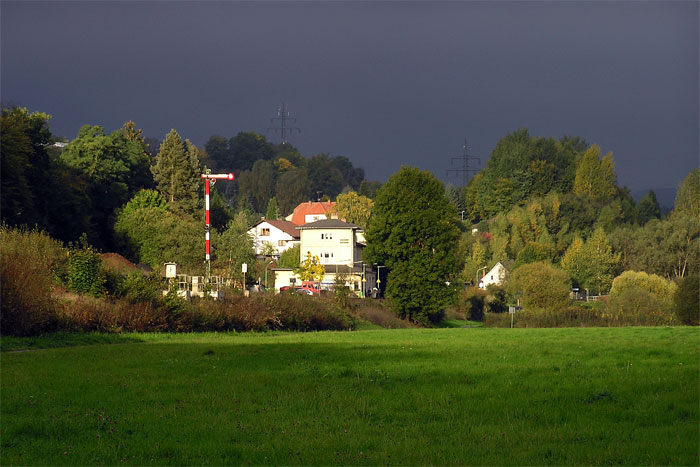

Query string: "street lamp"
[373, 263, 385, 297]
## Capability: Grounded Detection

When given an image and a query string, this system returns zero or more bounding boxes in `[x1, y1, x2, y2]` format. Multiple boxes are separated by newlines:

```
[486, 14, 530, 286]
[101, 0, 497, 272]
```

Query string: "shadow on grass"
[1, 332, 145, 352]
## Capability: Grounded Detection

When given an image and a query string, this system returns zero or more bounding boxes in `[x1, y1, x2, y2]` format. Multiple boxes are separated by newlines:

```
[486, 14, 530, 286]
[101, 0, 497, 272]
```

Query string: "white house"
[248, 219, 300, 257]
[479, 262, 508, 289]
[273, 219, 376, 296]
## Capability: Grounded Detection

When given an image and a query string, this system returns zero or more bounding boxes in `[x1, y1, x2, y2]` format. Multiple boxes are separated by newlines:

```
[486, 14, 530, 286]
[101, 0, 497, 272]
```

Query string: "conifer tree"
[151, 129, 201, 215]
[265, 197, 279, 220]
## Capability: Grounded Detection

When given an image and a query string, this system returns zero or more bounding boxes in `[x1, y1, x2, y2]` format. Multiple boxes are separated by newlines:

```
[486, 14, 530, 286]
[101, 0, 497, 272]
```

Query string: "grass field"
[2, 327, 698, 465]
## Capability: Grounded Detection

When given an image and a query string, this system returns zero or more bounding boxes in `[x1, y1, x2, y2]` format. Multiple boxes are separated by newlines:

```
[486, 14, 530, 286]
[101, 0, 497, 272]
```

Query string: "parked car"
[280, 286, 314, 295]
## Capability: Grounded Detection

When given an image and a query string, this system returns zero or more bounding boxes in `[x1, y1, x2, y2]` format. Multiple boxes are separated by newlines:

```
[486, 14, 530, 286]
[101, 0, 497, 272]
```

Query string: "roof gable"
[252, 219, 300, 238]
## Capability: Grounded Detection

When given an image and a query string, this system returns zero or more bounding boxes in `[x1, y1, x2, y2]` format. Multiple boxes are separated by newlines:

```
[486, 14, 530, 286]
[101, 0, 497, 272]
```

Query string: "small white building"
[479, 262, 508, 289]
[248, 219, 300, 257]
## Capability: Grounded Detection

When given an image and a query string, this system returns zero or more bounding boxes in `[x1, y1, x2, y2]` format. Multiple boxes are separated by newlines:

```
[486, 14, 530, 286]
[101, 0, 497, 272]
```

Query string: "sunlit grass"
[2, 327, 698, 465]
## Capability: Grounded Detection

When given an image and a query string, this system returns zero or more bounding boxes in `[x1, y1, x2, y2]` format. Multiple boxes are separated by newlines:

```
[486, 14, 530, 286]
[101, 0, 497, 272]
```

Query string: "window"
[261, 228, 270, 236]
[339, 238, 349, 244]
[321, 232, 333, 240]
[289, 278, 296, 284]
[278, 240, 286, 247]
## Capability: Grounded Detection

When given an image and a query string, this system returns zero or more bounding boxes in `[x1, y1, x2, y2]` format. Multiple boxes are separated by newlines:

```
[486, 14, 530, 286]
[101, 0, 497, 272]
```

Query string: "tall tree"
[60, 123, 152, 247]
[217, 212, 256, 287]
[203, 135, 229, 172]
[364, 167, 461, 324]
[672, 168, 700, 218]
[307, 153, 345, 200]
[636, 190, 661, 225]
[265, 197, 280, 220]
[229, 132, 274, 173]
[561, 227, 620, 294]
[573, 145, 617, 201]
[330, 191, 374, 229]
[276, 168, 311, 216]
[237, 159, 276, 213]
[151, 129, 201, 216]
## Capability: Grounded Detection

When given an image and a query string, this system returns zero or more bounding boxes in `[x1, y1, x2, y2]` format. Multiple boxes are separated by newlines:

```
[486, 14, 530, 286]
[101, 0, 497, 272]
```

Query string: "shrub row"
[54, 292, 353, 334]
[484, 301, 679, 328]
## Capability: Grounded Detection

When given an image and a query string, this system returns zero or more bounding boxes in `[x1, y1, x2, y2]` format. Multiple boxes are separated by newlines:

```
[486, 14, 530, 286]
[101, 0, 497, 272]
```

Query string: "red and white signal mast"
[200, 171, 234, 279]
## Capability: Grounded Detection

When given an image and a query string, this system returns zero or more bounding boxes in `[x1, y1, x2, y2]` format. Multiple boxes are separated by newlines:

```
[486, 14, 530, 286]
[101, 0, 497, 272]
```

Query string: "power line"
[446, 138, 481, 188]
[267, 102, 300, 144]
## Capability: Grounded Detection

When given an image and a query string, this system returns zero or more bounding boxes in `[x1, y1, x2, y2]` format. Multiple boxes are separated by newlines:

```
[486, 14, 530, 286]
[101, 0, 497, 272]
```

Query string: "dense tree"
[674, 274, 699, 325]
[561, 228, 620, 294]
[364, 167, 461, 324]
[229, 132, 274, 173]
[610, 270, 677, 307]
[573, 145, 617, 201]
[114, 206, 206, 272]
[276, 168, 311, 216]
[237, 159, 276, 213]
[507, 262, 571, 311]
[59, 123, 153, 247]
[672, 168, 700, 218]
[151, 129, 201, 216]
[119, 189, 167, 217]
[216, 212, 256, 287]
[307, 153, 345, 200]
[278, 244, 301, 269]
[1, 107, 50, 229]
[636, 190, 661, 225]
[330, 191, 374, 229]
[203, 135, 229, 172]
[330, 155, 365, 190]
[358, 180, 382, 199]
[265, 197, 280, 220]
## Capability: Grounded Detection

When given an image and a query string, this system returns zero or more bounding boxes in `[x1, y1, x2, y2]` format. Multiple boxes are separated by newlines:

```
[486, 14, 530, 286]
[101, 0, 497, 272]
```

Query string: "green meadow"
[2, 327, 698, 465]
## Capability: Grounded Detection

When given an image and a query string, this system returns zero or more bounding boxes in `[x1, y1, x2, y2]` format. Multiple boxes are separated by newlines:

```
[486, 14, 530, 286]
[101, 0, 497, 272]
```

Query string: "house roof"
[287, 201, 336, 225]
[253, 219, 300, 238]
[297, 219, 361, 230]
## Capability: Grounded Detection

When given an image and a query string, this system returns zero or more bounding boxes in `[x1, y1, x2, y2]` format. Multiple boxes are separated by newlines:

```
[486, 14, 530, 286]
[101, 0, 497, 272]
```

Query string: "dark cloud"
[2, 1, 697, 199]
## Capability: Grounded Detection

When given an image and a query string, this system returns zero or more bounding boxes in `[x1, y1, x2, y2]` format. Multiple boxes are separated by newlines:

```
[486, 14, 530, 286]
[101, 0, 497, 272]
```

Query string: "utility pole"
[446, 138, 481, 188]
[267, 102, 300, 144]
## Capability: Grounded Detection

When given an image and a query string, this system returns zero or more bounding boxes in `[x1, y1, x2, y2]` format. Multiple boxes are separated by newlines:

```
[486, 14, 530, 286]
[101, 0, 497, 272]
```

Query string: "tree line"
[2, 107, 697, 325]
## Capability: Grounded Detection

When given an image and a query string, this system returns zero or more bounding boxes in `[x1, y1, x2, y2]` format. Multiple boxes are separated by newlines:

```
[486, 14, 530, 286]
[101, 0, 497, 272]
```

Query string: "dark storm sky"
[2, 1, 697, 201]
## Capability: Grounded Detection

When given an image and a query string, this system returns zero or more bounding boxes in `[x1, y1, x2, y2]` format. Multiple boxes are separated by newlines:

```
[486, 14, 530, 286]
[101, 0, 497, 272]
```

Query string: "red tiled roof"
[288, 201, 336, 225]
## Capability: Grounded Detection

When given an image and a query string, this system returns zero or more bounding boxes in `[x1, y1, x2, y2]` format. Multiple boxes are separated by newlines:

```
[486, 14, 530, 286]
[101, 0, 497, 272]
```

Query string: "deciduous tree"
[364, 167, 461, 324]
[330, 191, 374, 229]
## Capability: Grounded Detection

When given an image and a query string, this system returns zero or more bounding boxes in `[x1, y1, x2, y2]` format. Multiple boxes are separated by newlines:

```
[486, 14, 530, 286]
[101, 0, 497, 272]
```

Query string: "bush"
[485, 305, 602, 328]
[1, 250, 58, 336]
[116, 272, 164, 307]
[484, 285, 508, 313]
[605, 288, 677, 326]
[347, 298, 415, 329]
[0, 226, 64, 336]
[674, 275, 699, 325]
[458, 287, 487, 321]
[68, 239, 105, 296]
[507, 262, 571, 312]
[610, 271, 677, 307]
